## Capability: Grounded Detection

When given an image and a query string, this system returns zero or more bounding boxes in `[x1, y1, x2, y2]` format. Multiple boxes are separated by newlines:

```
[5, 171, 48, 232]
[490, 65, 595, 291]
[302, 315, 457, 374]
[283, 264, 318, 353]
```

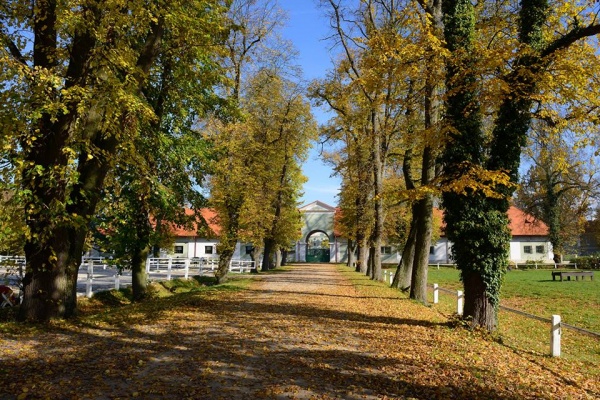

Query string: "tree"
[208, 0, 307, 282]
[441, 0, 600, 330]
[92, 13, 228, 301]
[516, 125, 599, 262]
[318, 0, 429, 281]
[208, 69, 315, 276]
[1, 0, 228, 321]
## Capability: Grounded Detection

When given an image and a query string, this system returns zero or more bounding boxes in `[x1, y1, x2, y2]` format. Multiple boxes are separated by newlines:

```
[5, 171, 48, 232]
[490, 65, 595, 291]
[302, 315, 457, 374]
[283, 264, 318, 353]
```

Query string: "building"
[429, 206, 553, 264]
[170, 201, 552, 264]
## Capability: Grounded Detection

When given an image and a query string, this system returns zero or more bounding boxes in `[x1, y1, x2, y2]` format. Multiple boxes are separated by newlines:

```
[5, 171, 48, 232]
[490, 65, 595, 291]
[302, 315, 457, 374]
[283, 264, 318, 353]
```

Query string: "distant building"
[429, 206, 553, 264]
[169, 202, 553, 264]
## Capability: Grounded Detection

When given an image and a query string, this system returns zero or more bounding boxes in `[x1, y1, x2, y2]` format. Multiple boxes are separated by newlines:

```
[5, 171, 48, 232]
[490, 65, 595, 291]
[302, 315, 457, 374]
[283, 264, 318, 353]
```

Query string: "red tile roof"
[173, 205, 548, 239]
[507, 206, 549, 236]
[171, 208, 221, 237]
[435, 206, 549, 237]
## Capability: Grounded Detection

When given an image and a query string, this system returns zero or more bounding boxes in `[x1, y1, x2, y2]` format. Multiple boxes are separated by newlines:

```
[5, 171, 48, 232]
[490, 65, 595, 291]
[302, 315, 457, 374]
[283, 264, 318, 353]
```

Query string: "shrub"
[570, 255, 600, 270]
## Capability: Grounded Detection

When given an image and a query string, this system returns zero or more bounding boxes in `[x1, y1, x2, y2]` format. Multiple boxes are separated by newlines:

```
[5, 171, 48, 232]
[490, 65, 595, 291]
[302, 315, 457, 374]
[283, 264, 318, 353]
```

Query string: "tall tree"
[321, 0, 424, 281]
[92, 13, 228, 301]
[516, 126, 599, 262]
[208, 0, 298, 282]
[442, 0, 600, 330]
[0, 0, 228, 321]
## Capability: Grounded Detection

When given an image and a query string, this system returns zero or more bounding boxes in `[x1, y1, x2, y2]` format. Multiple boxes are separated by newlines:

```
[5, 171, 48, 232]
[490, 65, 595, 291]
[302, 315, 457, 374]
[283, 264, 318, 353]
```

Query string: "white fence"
[380, 269, 599, 358]
[429, 262, 580, 270]
[1, 256, 255, 301]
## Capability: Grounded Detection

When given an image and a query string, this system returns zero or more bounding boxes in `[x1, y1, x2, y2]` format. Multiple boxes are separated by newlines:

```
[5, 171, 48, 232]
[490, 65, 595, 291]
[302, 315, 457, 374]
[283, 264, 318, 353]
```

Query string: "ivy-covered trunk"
[441, 0, 507, 330]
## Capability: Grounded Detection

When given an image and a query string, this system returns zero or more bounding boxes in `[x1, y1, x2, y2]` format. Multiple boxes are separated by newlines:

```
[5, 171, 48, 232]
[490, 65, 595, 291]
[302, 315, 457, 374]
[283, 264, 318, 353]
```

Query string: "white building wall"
[429, 238, 452, 264]
[510, 236, 554, 263]
[429, 236, 553, 264]
[184, 239, 219, 259]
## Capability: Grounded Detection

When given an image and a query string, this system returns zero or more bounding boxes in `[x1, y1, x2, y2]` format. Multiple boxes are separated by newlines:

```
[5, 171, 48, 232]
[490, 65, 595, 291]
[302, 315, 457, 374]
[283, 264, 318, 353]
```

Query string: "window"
[381, 246, 392, 255]
[429, 246, 435, 255]
[245, 245, 254, 255]
[205, 245, 214, 254]
[523, 245, 532, 254]
[174, 246, 184, 254]
[536, 245, 545, 254]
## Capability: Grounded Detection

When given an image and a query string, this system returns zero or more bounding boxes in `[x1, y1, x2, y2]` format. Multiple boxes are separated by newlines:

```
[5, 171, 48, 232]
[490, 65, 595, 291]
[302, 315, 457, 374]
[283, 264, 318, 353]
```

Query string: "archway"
[306, 230, 331, 262]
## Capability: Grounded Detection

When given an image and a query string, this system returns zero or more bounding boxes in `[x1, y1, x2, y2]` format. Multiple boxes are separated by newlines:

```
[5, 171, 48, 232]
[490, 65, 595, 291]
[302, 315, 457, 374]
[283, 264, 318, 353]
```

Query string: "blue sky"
[280, 1, 342, 208]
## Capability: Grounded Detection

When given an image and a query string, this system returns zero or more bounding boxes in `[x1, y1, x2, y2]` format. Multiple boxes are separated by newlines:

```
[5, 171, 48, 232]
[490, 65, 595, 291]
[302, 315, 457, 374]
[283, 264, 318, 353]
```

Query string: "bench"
[551, 271, 594, 281]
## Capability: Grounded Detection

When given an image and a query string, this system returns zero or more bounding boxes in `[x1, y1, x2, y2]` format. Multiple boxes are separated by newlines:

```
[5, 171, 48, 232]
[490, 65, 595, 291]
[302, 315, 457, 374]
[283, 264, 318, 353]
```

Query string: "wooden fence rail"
[380, 269, 598, 358]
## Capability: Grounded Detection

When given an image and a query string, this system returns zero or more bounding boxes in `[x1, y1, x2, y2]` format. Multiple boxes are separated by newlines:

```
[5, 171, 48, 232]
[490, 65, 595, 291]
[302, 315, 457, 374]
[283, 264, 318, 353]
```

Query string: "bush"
[570, 255, 600, 270]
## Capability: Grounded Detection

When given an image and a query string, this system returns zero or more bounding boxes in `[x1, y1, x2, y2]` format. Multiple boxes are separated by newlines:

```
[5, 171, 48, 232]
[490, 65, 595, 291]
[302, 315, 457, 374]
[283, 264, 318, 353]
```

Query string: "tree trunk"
[462, 271, 497, 331]
[215, 239, 235, 283]
[18, 12, 165, 321]
[131, 244, 150, 302]
[410, 60, 439, 302]
[347, 239, 356, 268]
[370, 112, 383, 282]
[262, 238, 275, 271]
[252, 247, 264, 271]
[275, 248, 282, 268]
[367, 246, 375, 278]
[355, 234, 367, 273]
[20, 234, 80, 321]
[410, 193, 434, 304]
[393, 204, 418, 291]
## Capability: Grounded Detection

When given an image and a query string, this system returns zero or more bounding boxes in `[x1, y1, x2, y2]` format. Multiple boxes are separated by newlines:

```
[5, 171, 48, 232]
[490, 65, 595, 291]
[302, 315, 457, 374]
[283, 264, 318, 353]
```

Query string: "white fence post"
[114, 273, 120, 290]
[167, 258, 172, 280]
[184, 259, 190, 280]
[457, 290, 464, 316]
[551, 315, 561, 357]
[433, 284, 439, 304]
[85, 259, 93, 298]
[146, 258, 151, 273]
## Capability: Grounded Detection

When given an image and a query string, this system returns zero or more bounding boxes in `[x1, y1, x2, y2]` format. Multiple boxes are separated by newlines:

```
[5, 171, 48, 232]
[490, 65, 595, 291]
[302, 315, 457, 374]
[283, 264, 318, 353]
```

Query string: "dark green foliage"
[570, 256, 600, 270]
[441, 0, 556, 331]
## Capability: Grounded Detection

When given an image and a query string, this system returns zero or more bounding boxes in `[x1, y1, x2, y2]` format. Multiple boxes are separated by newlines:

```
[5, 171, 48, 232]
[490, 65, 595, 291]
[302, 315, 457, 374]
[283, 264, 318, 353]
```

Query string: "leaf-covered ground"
[1, 264, 598, 399]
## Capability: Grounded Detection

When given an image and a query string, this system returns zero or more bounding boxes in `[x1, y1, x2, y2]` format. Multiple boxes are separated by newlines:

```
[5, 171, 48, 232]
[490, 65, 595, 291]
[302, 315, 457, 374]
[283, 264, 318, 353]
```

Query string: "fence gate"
[306, 248, 330, 263]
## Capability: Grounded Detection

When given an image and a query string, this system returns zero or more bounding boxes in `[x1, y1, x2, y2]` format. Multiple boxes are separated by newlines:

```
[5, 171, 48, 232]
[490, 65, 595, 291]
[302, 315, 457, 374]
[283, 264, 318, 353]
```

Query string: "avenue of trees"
[1, 0, 600, 333]
[313, 0, 600, 330]
[0, 0, 314, 321]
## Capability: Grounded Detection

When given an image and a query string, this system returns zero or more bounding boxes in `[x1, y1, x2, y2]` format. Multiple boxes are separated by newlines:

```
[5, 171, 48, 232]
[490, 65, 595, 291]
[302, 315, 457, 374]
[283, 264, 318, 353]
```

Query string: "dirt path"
[1, 264, 598, 399]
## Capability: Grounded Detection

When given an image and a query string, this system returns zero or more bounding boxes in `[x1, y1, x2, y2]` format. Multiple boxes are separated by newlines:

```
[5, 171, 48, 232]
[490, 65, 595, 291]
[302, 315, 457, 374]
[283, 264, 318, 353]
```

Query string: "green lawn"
[422, 266, 599, 365]
[426, 267, 599, 330]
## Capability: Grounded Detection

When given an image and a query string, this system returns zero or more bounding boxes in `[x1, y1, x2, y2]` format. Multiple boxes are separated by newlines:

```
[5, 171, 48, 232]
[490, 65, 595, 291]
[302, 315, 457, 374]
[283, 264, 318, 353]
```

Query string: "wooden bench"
[551, 271, 594, 281]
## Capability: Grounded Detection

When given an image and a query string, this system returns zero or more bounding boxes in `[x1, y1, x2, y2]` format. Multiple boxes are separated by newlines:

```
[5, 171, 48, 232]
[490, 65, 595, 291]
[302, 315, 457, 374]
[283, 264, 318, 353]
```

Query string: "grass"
[426, 266, 600, 332]
[414, 266, 600, 368]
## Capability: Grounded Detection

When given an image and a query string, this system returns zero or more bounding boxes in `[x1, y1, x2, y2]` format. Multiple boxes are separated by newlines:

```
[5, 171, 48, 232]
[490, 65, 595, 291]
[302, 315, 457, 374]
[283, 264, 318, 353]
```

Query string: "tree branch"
[542, 22, 600, 58]
[0, 29, 28, 66]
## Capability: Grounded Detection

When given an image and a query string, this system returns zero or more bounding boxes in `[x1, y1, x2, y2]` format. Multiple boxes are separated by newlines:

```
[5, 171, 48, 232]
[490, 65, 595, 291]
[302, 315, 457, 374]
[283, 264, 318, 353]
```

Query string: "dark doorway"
[305, 231, 331, 262]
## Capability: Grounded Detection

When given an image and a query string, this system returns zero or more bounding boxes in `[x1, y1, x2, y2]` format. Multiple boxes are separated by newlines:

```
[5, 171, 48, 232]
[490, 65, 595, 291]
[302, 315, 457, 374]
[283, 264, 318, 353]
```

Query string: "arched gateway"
[294, 201, 347, 263]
